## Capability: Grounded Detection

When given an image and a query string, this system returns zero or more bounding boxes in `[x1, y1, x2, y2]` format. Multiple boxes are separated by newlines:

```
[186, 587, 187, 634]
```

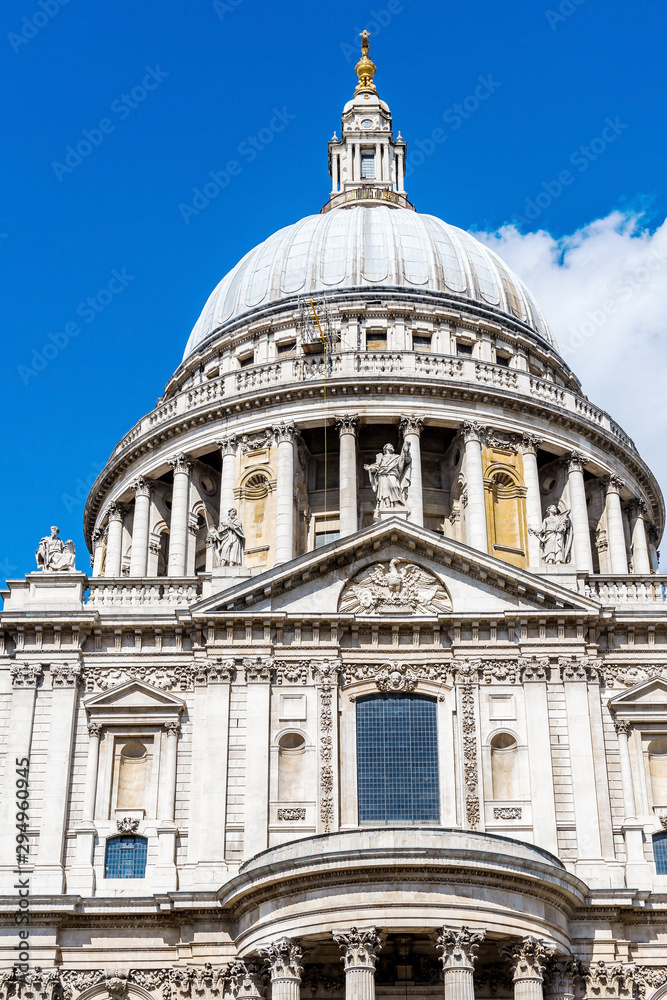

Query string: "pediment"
[85, 679, 185, 725]
[190, 517, 599, 618]
[609, 675, 667, 715]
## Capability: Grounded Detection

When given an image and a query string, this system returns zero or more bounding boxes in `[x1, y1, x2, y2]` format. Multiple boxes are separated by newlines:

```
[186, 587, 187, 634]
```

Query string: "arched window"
[653, 831, 667, 875]
[490, 732, 519, 800]
[278, 732, 306, 801]
[356, 694, 439, 825]
[104, 835, 148, 879]
[486, 467, 528, 569]
[648, 739, 667, 808]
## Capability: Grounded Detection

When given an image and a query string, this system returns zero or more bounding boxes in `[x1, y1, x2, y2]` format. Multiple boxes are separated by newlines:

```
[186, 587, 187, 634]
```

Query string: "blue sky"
[1, 0, 666, 585]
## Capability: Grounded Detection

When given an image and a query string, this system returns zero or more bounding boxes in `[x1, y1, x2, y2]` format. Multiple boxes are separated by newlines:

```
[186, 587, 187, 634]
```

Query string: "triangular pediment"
[609, 675, 667, 713]
[85, 679, 186, 713]
[190, 518, 599, 618]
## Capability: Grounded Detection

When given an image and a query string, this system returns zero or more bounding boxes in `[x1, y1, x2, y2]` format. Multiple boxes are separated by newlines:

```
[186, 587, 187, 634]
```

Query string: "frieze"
[585, 962, 634, 1000]
[274, 660, 310, 685]
[340, 661, 449, 690]
[559, 656, 600, 682]
[601, 663, 667, 688]
[339, 559, 451, 615]
[0, 967, 266, 1000]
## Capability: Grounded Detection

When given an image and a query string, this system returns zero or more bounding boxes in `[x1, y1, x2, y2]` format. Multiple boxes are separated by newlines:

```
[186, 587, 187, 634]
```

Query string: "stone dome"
[183, 206, 555, 359]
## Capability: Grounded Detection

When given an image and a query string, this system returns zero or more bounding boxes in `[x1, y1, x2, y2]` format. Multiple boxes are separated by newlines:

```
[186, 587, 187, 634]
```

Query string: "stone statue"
[35, 526, 76, 572]
[530, 505, 573, 565]
[364, 442, 411, 516]
[208, 508, 245, 567]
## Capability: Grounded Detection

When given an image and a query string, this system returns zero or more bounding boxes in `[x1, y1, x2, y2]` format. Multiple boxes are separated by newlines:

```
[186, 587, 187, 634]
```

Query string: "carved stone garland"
[458, 666, 480, 830]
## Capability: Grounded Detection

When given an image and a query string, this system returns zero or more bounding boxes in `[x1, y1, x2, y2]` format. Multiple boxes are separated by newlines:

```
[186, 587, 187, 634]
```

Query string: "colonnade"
[92, 416, 653, 578]
[252, 929, 561, 1000]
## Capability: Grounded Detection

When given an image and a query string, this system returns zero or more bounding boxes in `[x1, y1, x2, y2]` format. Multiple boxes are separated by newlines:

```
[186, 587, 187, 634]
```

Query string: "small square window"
[366, 331, 387, 351]
[456, 342, 473, 357]
[361, 154, 375, 179]
[496, 354, 510, 368]
[413, 335, 432, 353]
[239, 354, 254, 368]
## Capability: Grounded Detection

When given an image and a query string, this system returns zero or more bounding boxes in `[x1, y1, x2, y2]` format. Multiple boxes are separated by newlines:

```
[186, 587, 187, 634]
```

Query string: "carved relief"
[341, 661, 448, 691]
[333, 926, 382, 970]
[519, 656, 550, 682]
[482, 661, 517, 684]
[455, 662, 480, 831]
[51, 662, 82, 688]
[559, 656, 599, 682]
[339, 560, 451, 615]
[585, 962, 634, 999]
[275, 660, 310, 685]
[116, 817, 140, 833]
[243, 657, 273, 682]
[493, 807, 522, 820]
[315, 662, 337, 834]
[277, 808, 306, 821]
[10, 664, 43, 688]
[259, 938, 304, 982]
[436, 926, 486, 972]
[501, 937, 553, 982]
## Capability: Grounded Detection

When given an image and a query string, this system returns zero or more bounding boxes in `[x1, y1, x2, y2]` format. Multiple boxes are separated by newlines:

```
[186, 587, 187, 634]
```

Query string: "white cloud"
[474, 212, 667, 510]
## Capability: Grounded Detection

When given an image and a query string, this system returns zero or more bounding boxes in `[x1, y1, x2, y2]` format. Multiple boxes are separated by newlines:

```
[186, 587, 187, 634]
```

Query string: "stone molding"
[436, 926, 486, 972]
[333, 926, 382, 970]
[501, 936, 554, 982]
[51, 662, 82, 688]
[259, 938, 304, 982]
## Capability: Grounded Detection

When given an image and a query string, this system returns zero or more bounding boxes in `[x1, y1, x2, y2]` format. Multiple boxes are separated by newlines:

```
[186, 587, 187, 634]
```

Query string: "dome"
[183, 206, 555, 360]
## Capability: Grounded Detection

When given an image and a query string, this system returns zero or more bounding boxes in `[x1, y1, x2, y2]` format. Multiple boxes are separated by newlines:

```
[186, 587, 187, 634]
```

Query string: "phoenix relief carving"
[339, 559, 452, 615]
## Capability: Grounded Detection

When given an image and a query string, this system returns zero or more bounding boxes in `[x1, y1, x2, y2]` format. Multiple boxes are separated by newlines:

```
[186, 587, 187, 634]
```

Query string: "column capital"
[562, 451, 587, 474]
[10, 663, 43, 688]
[614, 718, 631, 737]
[626, 497, 649, 518]
[169, 452, 192, 475]
[87, 722, 103, 739]
[164, 720, 181, 737]
[259, 937, 304, 982]
[521, 433, 543, 455]
[604, 473, 626, 496]
[335, 414, 359, 436]
[106, 501, 127, 522]
[273, 422, 297, 444]
[400, 414, 424, 436]
[217, 435, 238, 457]
[543, 958, 585, 1000]
[585, 962, 634, 1000]
[461, 421, 487, 444]
[227, 961, 264, 1000]
[92, 526, 107, 545]
[501, 936, 553, 982]
[436, 926, 485, 972]
[333, 926, 382, 970]
[130, 477, 154, 499]
[51, 662, 82, 688]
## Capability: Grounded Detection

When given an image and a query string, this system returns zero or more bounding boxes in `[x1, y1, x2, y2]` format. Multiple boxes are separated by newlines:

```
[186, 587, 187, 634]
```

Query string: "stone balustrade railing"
[578, 575, 667, 604]
[111, 350, 637, 460]
[87, 578, 201, 608]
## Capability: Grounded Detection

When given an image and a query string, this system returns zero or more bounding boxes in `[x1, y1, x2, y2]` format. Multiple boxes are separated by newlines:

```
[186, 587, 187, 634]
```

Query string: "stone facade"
[1, 35, 667, 1000]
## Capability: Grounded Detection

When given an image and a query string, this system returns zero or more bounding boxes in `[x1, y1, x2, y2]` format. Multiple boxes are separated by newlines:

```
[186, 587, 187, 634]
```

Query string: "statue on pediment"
[35, 526, 76, 572]
[530, 505, 573, 565]
[209, 508, 245, 567]
[364, 442, 411, 517]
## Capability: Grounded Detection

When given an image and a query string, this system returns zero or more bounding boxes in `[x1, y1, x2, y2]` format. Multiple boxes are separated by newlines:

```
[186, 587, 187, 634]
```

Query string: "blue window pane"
[104, 835, 148, 878]
[357, 694, 440, 824]
[654, 832, 667, 874]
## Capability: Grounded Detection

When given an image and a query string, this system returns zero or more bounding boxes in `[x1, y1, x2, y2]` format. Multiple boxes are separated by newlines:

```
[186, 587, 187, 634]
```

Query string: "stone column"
[260, 938, 303, 1000]
[82, 723, 102, 824]
[614, 719, 645, 867]
[502, 937, 552, 1000]
[336, 415, 359, 537]
[218, 436, 238, 517]
[273, 423, 296, 565]
[158, 721, 180, 821]
[627, 499, 651, 575]
[154, 720, 180, 892]
[334, 927, 381, 1000]
[604, 474, 629, 574]
[129, 477, 153, 577]
[167, 453, 192, 576]
[462, 422, 488, 552]
[105, 502, 125, 576]
[68, 722, 102, 895]
[400, 414, 424, 526]
[564, 453, 593, 573]
[521, 435, 544, 568]
[648, 525, 660, 573]
[436, 927, 485, 1000]
[91, 527, 106, 577]
[34, 663, 81, 893]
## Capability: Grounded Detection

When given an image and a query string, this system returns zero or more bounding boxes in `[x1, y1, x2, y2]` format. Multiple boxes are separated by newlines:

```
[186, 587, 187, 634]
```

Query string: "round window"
[278, 732, 306, 753]
[200, 475, 216, 496]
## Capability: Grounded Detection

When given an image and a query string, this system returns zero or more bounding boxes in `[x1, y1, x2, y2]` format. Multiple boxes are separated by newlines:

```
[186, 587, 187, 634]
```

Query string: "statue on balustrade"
[35, 526, 76, 572]
[530, 505, 573, 564]
[209, 508, 245, 567]
[364, 441, 411, 517]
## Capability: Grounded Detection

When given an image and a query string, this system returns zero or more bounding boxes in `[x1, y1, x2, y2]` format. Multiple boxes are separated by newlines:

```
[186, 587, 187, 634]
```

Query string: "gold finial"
[355, 29, 377, 93]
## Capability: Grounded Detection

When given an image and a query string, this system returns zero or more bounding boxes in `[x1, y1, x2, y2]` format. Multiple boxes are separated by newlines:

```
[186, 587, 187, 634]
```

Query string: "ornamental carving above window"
[338, 559, 451, 615]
